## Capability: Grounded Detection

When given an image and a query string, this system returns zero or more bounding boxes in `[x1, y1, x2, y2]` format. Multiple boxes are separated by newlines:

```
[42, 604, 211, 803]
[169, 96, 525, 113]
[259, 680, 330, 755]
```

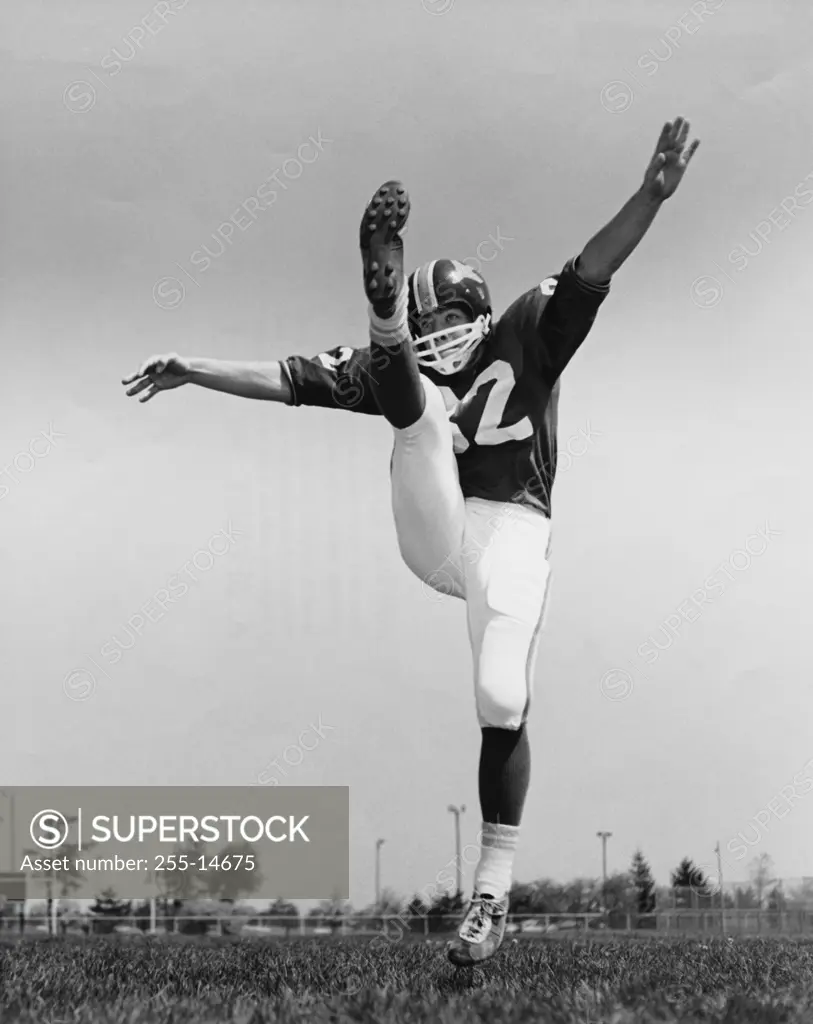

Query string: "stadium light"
[596, 831, 612, 910]
[448, 805, 466, 898]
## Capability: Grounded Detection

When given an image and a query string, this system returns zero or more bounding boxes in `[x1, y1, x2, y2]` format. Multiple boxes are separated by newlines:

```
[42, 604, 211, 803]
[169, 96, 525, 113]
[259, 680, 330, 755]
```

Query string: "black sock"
[478, 726, 531, 827]
[368, 337, 425, 430]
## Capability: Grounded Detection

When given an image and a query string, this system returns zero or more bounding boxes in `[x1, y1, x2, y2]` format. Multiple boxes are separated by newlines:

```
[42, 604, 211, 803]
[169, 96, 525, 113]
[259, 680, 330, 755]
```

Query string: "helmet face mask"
[407, 259, 492, 375]
[411, 314, 491, 375]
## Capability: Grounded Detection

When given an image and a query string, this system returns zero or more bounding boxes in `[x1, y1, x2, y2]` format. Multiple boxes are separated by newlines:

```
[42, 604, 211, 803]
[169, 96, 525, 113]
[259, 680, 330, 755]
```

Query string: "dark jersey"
[282, 257, 610, 516]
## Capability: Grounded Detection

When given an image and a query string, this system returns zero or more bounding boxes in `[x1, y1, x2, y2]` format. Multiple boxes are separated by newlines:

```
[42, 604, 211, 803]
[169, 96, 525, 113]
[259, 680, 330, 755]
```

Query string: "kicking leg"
[359, 181, 466, 592]
[359, 180, 423, 429]
[448, 498, 552, 966]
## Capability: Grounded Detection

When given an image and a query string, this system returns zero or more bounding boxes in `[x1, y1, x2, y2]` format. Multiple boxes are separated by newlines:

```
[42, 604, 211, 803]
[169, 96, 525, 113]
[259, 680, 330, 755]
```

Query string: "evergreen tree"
[767, 883, 786, 913]
[630, 849, 656, 914]
[670, 857, 711, 908]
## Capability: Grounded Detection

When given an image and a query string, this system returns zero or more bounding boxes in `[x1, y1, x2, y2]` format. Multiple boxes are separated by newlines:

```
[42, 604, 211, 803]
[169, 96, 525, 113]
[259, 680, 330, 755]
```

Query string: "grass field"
[2, 933, 813, 1023]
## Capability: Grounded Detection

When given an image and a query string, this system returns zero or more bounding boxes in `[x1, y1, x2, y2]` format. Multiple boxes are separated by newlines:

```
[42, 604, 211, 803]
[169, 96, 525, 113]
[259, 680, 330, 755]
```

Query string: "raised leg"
[359, 180, 466, 593]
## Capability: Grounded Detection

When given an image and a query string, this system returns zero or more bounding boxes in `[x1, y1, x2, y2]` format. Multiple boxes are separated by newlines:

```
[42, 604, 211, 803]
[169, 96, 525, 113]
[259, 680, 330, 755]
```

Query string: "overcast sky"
[2, 0, 812, 910]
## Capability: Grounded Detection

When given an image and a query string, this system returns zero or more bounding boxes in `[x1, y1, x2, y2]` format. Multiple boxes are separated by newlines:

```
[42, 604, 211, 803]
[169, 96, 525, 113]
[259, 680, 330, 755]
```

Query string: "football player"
[123, 117, 698, 965]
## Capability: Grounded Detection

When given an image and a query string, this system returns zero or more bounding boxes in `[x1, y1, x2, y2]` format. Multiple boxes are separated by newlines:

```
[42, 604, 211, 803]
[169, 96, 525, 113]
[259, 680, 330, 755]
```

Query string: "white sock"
[473, 821, 519, 901]
[368, 283, 410, 349]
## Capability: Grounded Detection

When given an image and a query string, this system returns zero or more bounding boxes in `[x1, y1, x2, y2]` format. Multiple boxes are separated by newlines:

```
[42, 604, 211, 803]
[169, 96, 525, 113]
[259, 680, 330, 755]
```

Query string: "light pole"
[0, 791, 15, 868]
[448, 804, 466, 898]
[714, 840, 725, 935]
[375, 838, 385, 907]
[596, 831, 612, 911]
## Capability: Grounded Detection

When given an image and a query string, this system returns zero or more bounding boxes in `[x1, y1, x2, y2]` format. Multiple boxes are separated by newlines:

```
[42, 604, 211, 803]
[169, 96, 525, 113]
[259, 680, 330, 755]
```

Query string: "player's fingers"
[139, 384, 160, 403]
[683, 138, 700, 164]
[653, 121, 671, 153]
[134, 355, 160, 378]
[126, 376, 156, 397]
[135, 353, 173, 378]
[670, 119, 689, 155]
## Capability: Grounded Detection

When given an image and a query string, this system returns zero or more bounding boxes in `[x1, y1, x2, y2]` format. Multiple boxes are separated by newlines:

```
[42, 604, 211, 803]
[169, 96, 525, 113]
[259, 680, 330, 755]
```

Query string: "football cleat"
[446, 892, 509, 966]
[408, 259, 492, 375]
[359, 180, 410, 318]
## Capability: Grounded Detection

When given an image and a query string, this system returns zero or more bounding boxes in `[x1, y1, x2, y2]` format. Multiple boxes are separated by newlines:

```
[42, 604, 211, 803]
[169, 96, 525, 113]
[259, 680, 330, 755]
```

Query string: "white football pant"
[390, 376, 552, 730]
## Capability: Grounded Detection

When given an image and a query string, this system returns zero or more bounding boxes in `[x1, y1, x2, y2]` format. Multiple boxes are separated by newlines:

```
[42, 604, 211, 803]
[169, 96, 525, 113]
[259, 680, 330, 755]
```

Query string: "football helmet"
[407, 259, 492, 375]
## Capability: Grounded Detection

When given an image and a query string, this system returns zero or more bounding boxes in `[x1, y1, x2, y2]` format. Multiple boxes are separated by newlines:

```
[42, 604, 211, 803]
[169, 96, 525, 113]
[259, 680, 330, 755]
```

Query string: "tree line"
[333, 851, 809, 927]
[25, 850, 809, 936]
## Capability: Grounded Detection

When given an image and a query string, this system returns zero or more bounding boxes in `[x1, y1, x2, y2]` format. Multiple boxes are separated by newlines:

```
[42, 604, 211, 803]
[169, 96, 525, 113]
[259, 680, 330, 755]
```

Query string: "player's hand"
[121, 353, 193, 403]
[641, 117, 699, 201]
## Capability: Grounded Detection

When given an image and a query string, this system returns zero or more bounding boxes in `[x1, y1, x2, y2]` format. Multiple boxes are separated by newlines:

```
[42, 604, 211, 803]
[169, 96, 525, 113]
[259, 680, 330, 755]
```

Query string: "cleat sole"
[359, 179, 411, 310]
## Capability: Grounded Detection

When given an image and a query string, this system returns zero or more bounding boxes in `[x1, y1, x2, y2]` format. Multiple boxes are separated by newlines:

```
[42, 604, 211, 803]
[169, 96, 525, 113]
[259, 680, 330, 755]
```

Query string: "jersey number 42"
[438, 360, 532, 454]
[437, 277, 557, 452]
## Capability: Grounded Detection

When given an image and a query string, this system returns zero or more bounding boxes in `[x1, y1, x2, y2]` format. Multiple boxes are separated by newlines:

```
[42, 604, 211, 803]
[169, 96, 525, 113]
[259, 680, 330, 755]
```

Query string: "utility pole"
[447, 805, 466, 898]
[375, 838, 385, 907]
[715, 840, 725, 935]
[0, 791, 16, 867]
[596, 831, 612, 911]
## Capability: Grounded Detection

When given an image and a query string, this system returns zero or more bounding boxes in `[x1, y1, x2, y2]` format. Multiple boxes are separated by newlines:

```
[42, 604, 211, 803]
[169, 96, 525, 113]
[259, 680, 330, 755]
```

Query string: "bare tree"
[749, 853, 776, 909]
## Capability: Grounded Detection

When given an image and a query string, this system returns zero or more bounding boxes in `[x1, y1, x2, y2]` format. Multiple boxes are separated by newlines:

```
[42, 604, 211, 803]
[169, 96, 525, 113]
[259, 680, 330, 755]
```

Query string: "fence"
[653, 909, 813, 935]
[4, 910, 813, 938]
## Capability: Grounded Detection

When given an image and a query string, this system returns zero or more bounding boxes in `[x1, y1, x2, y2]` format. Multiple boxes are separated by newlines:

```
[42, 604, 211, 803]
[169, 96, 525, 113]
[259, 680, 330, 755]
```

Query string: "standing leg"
[448, 498, 552, 965]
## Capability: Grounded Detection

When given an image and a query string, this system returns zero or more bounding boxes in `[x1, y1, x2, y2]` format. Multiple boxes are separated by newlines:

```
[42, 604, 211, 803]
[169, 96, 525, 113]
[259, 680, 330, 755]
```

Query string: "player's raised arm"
[121, 354, 293, 404]
[576, 116, 700, 284]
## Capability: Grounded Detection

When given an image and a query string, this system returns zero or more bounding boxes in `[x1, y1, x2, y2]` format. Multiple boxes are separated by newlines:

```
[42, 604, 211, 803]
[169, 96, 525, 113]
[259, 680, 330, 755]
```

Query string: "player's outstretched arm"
[576, 116, 699, 285]
[121, 354, 292, 404]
